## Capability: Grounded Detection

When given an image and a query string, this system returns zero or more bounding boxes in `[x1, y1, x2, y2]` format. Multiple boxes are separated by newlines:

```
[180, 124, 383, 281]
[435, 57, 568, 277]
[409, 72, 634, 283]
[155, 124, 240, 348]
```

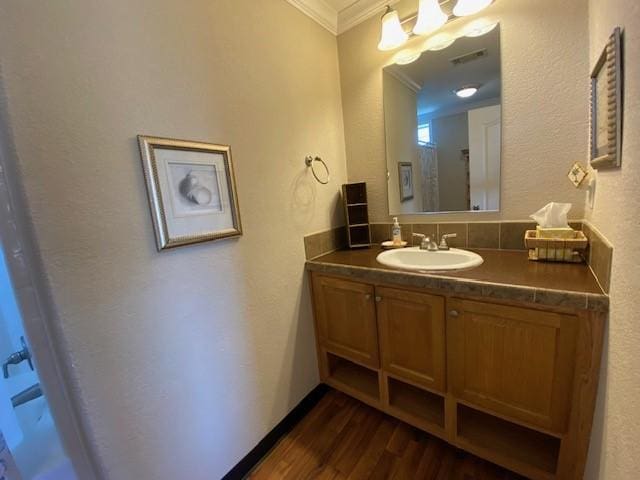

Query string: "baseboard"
[222, 383, 330, 480]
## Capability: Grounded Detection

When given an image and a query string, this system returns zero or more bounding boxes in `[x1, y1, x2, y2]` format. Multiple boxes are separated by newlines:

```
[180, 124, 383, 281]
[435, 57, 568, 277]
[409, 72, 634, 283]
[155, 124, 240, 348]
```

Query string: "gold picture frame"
[590, 27, 622, 169]
[138, 135, 242, 250]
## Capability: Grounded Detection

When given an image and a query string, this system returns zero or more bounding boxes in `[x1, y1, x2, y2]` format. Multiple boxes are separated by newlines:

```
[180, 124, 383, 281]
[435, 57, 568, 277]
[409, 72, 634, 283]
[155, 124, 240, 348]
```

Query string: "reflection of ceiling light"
[413, 0, 448, 36]
[455, 85, 480, 98]
[394, 49, 422, 65]
[425, 33, 456, 51]
[378, 6, 409, 51]
[453, 0, 493, 17]
[464, 20, 498, 37]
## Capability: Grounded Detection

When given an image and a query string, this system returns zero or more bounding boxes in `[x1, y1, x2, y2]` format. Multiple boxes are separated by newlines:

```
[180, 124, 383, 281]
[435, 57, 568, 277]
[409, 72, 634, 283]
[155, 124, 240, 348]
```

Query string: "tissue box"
[524, 229, 588, 263]
[536, 226, 576, 239]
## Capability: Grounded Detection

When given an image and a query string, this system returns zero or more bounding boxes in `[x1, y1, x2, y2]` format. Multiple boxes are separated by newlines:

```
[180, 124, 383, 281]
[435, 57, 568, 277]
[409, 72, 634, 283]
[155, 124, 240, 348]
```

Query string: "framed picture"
[138, 135, 242, 250]
[398, 162, 414, 202]
[590, 27, 622, 169]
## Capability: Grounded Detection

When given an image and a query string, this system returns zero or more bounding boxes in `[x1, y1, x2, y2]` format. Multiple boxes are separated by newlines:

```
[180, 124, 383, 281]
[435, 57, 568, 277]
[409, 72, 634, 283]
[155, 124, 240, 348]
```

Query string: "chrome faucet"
[3, 336, 33, 379]
[412, 233, 438, 251]
[438, 233, 458, 250]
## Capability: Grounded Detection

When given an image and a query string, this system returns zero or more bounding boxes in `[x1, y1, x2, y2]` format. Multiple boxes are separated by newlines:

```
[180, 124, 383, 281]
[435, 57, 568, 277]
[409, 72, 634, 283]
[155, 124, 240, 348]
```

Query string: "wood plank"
[250, 390, 525, 480]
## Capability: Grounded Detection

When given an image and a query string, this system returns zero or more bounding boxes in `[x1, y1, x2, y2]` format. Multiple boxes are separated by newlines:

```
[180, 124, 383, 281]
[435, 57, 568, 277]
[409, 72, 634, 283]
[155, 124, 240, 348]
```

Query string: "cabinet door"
[448, 299, 578, 432]
[377, 287, 445, 392]
[312, 275, 379, 368]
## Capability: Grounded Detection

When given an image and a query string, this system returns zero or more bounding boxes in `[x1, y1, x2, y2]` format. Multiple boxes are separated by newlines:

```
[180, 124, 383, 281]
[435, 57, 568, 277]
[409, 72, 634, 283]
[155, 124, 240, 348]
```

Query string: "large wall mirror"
[384, 24, 502, 215]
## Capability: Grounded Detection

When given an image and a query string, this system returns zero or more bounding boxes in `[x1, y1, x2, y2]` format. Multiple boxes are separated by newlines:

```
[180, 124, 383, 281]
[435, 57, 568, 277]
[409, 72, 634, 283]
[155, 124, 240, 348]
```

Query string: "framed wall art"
[138, 135, 242, 250]
[590, 27, 622, 169]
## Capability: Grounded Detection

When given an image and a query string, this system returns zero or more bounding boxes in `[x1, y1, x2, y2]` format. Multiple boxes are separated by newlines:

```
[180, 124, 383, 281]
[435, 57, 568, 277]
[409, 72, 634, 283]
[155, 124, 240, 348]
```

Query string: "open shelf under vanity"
[325, 352, 380, 406]
[456, 404, 561, 480]
[385, 375, 445, 435]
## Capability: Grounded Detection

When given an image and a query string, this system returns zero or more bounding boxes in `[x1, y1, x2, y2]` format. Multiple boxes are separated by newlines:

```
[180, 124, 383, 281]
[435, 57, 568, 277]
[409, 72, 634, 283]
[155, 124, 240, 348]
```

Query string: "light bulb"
[463, 20, 498, 37]
[453, 0, 493, 17]
[425, 33, 455, 51]
[413, 0, 448, 36]
[455, 85, 480, 98]
[394, 49, 422, 65]
[377, 7, 409, 51]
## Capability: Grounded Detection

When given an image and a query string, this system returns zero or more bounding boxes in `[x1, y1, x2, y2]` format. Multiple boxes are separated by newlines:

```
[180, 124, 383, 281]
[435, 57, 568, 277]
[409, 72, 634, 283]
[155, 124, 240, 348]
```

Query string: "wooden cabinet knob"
[375, 296, 382, 302]
[449, 310, 459, 317]
[364, 294, 371, 301]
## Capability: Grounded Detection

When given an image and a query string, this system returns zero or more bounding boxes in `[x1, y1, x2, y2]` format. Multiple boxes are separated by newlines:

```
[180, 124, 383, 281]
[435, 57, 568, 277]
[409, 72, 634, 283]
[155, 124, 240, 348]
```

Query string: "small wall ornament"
[567, 162, 587, 188]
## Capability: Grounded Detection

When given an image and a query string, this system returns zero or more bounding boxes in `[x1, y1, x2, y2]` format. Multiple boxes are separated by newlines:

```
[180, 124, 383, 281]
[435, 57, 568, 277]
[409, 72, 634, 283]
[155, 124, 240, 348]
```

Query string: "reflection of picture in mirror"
[398, 162, 414, 201]
[169, 162, 223, 217]
[383, 24, 501, 215]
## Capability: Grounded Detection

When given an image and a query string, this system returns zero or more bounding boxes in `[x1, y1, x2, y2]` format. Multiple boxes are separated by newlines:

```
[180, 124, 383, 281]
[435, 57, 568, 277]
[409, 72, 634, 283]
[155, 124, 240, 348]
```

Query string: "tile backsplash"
[304, 220, 613, 294]
[582, 222, 613, 293]
[303, 226, 347, 260]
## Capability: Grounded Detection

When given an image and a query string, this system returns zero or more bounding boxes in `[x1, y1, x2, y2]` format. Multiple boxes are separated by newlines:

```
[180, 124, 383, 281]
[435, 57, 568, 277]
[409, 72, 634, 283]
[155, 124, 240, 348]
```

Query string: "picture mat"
[154, 148, 235, 238]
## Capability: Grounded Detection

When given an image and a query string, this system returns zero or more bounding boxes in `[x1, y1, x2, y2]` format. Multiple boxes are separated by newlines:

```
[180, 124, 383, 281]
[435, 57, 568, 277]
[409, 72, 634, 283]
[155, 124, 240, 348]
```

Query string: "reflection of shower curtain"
[419, 144, 439, 212]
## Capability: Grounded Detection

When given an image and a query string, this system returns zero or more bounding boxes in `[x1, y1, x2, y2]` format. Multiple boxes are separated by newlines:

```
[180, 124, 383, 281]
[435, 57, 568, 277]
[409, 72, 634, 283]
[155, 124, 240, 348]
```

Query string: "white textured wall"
[584, 1, 640, 478]
[432, 112, 469, 211]
[338, 0, 589, 222]
[383, 72, 421, 214]
[0, 1, 347, 478]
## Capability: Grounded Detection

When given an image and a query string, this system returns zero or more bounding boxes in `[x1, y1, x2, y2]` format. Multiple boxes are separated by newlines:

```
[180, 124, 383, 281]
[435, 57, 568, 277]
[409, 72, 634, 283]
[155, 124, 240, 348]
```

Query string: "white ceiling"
[285, 0, 396, 35]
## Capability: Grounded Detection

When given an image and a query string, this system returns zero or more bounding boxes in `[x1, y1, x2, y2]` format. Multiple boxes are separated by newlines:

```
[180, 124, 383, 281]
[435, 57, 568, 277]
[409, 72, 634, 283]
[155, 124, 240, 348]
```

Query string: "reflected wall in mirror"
[384, 24, 502, 215]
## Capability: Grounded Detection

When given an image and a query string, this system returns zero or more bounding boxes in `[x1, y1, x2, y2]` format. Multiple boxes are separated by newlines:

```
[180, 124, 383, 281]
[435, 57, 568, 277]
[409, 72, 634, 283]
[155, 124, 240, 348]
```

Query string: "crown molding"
[285, 0, 399, 36]
[285, 0, 338, 35]
[337, 0, 399, 35]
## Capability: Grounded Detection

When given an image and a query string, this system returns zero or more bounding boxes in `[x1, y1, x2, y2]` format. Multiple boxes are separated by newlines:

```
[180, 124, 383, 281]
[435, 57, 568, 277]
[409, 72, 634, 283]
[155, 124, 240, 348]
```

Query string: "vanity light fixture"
[455, 84, 480, 98]
[378, 6, 409, 51]
[413, 0, 448, 36]
[453, 0, 493, 17]
[377, 1, 496, 52]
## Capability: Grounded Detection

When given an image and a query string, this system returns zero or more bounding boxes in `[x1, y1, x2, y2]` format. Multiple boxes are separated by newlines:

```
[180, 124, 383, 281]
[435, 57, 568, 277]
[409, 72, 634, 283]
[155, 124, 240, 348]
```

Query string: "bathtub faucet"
[2, 336, 33, 379]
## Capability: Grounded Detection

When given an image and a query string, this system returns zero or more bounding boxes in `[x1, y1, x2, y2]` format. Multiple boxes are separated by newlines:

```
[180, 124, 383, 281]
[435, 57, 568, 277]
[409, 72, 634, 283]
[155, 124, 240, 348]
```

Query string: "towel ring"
[305, 156, 330, 185]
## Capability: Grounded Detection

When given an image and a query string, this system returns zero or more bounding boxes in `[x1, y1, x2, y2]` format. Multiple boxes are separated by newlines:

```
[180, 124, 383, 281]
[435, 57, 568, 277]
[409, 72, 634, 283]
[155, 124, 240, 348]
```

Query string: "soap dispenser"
[392, 217, 402, 245]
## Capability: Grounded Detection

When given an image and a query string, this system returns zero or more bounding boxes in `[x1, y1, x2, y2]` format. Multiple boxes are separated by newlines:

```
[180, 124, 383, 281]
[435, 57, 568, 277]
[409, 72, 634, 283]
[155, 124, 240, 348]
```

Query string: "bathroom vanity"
[306, 248, 606, 480]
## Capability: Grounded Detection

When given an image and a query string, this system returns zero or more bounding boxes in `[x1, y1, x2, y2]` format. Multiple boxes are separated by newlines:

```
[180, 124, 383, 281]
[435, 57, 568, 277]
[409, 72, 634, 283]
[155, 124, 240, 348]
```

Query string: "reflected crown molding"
[385, 65, 422, 93]
[285, 0, 398, 36]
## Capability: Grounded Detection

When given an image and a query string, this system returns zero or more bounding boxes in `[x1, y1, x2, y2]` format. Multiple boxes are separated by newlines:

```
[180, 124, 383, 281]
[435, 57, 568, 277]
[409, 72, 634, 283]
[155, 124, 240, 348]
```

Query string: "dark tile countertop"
[306, 247, 608, 312]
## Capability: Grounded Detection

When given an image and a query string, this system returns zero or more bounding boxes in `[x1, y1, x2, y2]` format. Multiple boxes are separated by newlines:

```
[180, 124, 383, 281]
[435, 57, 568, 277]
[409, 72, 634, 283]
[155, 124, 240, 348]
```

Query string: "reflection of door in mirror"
[383, 24, 501, 215]
[468, 105, 501, 211]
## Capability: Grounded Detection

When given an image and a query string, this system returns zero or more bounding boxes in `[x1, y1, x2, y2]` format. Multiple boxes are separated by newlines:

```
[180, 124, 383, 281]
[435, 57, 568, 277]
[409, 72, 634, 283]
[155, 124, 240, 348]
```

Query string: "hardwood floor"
[249, 389, 525, 480]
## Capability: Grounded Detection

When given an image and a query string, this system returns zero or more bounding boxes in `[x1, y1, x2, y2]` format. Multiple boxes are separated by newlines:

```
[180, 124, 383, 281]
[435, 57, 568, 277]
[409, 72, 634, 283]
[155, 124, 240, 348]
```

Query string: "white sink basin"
[376, 247, 483, 272]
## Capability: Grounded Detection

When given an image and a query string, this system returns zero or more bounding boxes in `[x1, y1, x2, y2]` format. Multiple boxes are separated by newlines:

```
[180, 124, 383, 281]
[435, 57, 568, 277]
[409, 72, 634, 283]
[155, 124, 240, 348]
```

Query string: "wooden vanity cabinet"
[376, 286, 446, 392]
[447, 298, 578, 433]
[312, 275, 379, 368]
[309, 272, 604, 480]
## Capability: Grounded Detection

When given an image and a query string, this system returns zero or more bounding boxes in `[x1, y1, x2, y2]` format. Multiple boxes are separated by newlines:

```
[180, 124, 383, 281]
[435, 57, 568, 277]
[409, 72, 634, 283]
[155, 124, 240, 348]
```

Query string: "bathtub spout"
[2, 336, 33, 378]
[11, 383, 43, 408]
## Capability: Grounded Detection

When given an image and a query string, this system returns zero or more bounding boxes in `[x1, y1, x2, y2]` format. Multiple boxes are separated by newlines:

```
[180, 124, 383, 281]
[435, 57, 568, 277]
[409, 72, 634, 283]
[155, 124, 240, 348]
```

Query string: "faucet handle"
[439, 233, 457, 250]
[412, 233, 425, 247]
